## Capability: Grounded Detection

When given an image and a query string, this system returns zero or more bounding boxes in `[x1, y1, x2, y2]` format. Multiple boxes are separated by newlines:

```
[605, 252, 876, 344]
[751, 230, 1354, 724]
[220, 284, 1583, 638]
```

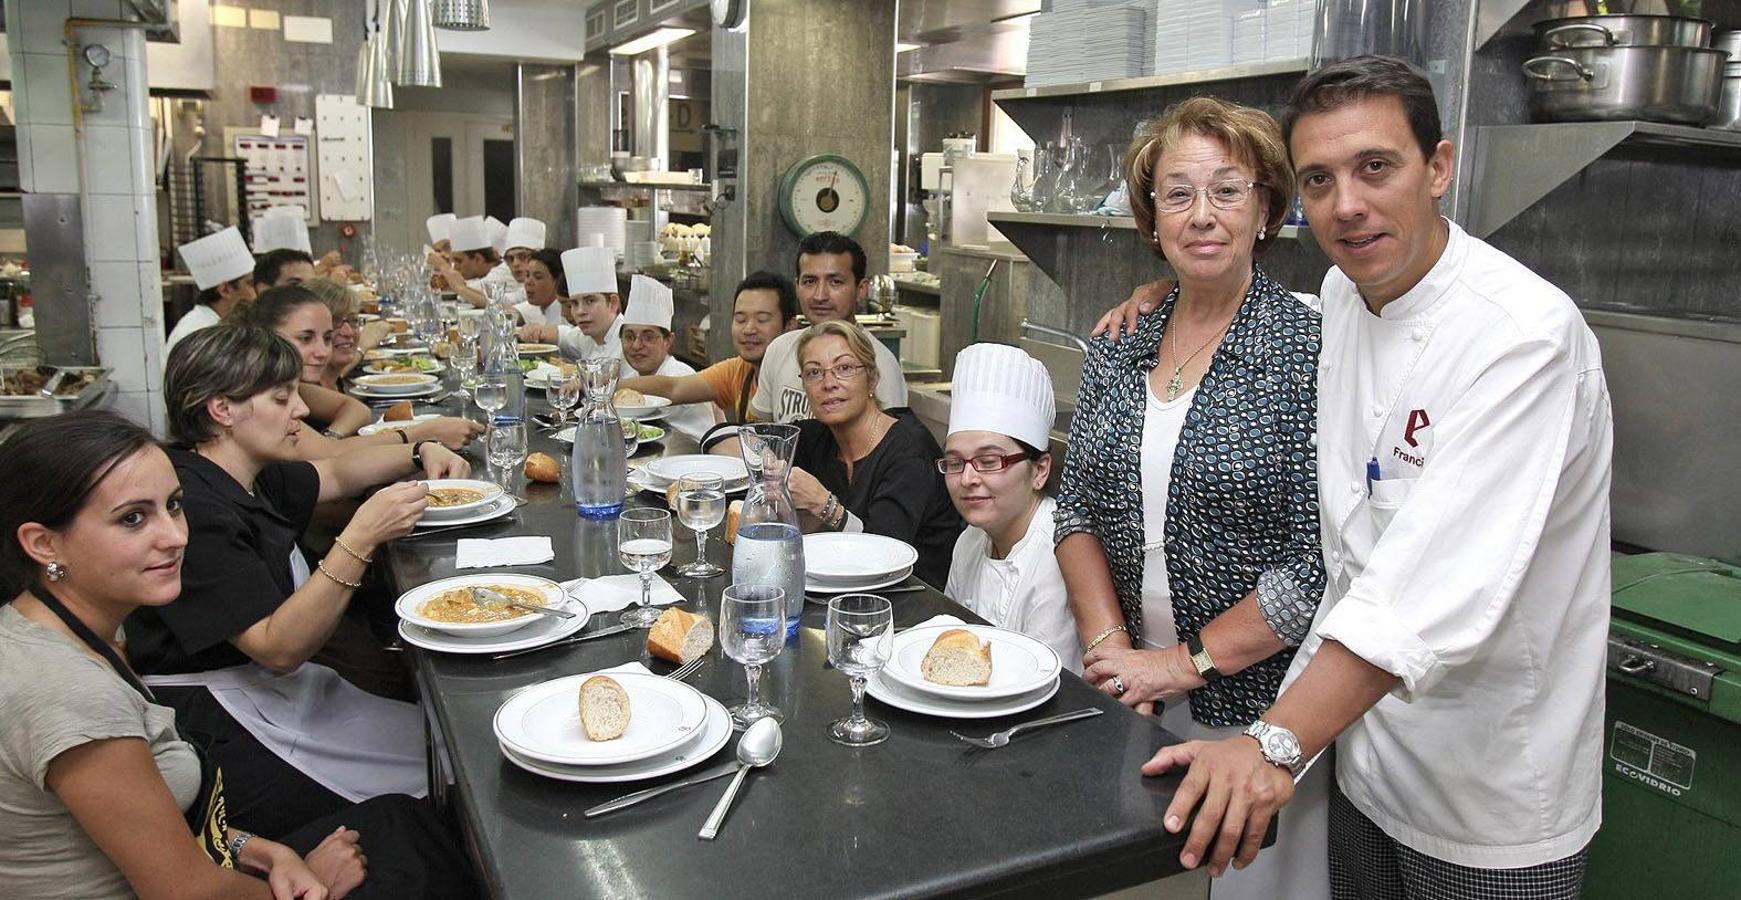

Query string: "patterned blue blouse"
[1055, 266, 1324, 728]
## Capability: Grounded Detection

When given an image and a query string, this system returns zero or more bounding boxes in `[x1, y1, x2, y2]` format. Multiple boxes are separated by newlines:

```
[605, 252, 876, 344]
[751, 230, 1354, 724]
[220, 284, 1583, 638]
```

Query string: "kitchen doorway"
[396, 111, 516, 252]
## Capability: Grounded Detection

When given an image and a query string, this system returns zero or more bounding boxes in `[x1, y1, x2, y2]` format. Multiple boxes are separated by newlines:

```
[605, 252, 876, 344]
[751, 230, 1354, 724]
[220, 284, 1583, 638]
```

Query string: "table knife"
[490, 623, 634, 659]
[583, 761, 741, 817]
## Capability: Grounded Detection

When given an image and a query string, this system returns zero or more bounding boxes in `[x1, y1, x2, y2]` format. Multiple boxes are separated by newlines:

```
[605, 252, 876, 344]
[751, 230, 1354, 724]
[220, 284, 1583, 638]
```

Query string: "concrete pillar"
[6, 0, 166, 433]
[516, 62, 579, 251]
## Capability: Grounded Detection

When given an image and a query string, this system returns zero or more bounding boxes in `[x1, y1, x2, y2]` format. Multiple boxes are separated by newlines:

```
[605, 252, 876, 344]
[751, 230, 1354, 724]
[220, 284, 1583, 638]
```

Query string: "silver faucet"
[1020, 319, 1089, 356]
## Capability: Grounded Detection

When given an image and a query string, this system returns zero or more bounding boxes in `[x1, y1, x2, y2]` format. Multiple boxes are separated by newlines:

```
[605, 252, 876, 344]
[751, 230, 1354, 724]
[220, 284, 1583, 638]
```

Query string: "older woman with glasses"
[301, 278, 390, 390]
[1054, 96, 1327, 899]
[786, 320, 962, 587]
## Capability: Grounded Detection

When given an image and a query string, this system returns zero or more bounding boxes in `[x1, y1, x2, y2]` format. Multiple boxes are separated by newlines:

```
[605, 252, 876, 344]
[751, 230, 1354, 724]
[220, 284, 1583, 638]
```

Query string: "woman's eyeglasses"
[935, 452, 1031, 476]
[1152, 179, 1257, 213]
[799, 362, 867, 384]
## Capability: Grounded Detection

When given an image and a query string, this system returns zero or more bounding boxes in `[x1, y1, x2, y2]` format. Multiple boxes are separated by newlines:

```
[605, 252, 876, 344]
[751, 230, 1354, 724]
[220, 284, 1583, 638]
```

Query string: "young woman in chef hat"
[940, 343, 1081, 672]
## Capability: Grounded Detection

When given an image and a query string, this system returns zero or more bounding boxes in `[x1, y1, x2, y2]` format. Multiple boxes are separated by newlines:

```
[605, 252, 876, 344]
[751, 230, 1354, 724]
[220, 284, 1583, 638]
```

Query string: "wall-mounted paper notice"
[283, 16, 334, 44]
[212, 5, 247, 28]
[259, 115, 280, 138]
[293, 117, 314, 136]
[249, 9, 280, 30]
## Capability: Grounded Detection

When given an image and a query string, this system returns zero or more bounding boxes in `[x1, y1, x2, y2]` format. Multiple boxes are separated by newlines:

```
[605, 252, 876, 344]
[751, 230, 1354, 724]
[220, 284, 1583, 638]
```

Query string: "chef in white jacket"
[502, 216, 547, 284]
[941, 343, 1080, 672]
[166, 227, 257, 356]
[1142, 57, 1611, 898]
[251, 207, 313, 256]
[619, 274, 719, 440]
[552, 245, 625, 362]
[434, 215, 520, 308]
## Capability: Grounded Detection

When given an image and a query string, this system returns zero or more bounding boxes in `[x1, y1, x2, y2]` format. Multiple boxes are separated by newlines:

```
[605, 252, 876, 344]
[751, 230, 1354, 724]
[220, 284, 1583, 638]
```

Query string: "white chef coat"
[1285, 219, 1612, 869]
[750, 326, 907, 423]
[638, 353, 718, 440]
[515, 299, 560, 328]
[557, 315, 625, 363]
[945, 497, 1081, 673]
[467, 261, 522, 305]
[164, 304, 221, 357]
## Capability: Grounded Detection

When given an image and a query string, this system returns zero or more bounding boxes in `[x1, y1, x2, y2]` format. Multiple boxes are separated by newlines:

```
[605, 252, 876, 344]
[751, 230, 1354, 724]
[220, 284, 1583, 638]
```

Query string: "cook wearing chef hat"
[431, 214, 520, 308]
[251, 208, 313, 256]
[542, 244, 624, 361]
[426, 212, 457, 250]
[167, 227, 258, 355]
[501, 217, 547, 282]
[941, 343, 1080, 672]
[485, 215, 509, 255]
[619, 275, 718, 439]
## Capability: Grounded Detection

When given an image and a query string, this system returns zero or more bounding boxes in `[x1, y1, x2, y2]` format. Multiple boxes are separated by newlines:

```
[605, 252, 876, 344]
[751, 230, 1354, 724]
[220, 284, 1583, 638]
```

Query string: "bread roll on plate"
[921, 629, 992, 686]
[613, 387, 646, 407]
[647, 608, 715, 664]
[578, 675, 630, 741]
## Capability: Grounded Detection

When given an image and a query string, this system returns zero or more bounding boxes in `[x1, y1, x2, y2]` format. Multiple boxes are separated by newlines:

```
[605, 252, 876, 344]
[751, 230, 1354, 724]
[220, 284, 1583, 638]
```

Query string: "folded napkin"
[455, 536, 555, 569]
[563, 574, 684, 614]
[907, 614, 965, 633]
[595, 661, 654, 677]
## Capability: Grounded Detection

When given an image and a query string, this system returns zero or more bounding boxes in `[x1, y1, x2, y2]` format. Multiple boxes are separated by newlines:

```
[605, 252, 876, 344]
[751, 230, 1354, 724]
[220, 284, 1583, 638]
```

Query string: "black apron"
[31, 583, 235, 869]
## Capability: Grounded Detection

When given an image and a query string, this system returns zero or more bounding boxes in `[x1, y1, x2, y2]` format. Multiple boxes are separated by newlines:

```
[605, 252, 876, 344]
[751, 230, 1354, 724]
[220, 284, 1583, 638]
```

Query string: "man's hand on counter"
[1090, 279, 1176, 342]
[1143, 735, 1293, 878]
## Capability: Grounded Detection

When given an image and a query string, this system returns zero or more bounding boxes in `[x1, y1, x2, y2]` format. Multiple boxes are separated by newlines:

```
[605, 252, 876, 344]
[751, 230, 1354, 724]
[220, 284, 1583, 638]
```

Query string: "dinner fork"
[950, 708, 1104, 749]
[664, 657, 706, 681]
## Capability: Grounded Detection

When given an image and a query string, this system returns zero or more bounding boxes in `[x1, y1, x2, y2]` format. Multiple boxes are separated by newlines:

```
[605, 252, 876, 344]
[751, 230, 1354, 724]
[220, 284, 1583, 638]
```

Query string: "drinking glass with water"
[720, 584, 787, 729]
[676, 473, 726, 579]
[618, 508, 673, 627]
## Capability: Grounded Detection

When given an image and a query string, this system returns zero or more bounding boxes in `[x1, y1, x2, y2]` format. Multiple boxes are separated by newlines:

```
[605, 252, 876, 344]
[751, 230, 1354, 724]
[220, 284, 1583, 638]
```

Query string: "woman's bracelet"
[1084, 624, 1129, 654]
[821, 494, 839, 525]
[316, 559, 363, 589]
[332, 537, 373, 564]
[397, 428, 411, 444]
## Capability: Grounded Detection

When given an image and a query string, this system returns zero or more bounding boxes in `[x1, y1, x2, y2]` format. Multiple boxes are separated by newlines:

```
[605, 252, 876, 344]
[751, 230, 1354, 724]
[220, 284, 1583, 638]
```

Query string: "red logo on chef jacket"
[1403, 409, 1431, 447]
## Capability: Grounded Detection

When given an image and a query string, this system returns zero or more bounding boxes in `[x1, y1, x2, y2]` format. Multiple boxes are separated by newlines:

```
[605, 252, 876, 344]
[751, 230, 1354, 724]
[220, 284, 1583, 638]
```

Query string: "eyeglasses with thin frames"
[935, 452, 1032, 476]
[799, 362, 867, 384]
[1152, 179, 1257, 214]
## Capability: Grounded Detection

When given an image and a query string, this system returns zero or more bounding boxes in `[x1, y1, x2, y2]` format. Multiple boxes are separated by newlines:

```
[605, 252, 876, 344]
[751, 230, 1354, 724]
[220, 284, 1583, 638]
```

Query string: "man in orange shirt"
[617, 271, 798, 431]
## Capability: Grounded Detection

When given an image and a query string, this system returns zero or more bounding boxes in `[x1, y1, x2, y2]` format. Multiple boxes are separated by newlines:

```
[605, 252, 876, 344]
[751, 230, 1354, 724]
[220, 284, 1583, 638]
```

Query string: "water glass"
[720, 584, 787, 729]
[450, 338, 480, 401]
[488, 420, 529, 500]
[676, 473, 726, 578]
[618, 508, 674, 627]
[825, 594, 894, 747]
[474, 380, 507, 421]
[549, 370, 583, 428]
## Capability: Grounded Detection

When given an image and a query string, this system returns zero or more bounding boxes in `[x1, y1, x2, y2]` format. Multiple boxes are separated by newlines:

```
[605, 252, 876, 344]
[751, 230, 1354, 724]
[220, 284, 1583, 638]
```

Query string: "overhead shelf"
[990, 210, 1306, 240]
[1469, 121, 1741, 238]
[577, 180, 712, 193]
[991, 58, 1312, 103]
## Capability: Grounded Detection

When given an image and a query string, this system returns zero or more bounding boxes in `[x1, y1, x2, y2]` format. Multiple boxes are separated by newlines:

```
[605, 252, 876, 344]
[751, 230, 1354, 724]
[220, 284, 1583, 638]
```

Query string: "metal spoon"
[698, 717, 782, 840]
[469, 587, 576, 620]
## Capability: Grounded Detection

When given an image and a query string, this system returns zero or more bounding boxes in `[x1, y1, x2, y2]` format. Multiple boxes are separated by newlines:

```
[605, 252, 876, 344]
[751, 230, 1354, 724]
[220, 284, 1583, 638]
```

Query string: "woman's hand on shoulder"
[418, 443, 470, 479]
[301, 826, 366, 899]
[349, 480, 429, 545]
[410, 416, 484, 449]
[786, 466, 831, 518]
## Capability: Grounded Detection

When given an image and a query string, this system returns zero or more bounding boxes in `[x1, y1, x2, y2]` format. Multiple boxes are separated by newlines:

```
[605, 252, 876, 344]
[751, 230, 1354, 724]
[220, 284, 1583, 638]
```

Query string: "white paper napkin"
[455, 536, 555, 569]
[906, 614, 964, 633]
[562, 575, 684, 614]
[595, 661, 654, 677]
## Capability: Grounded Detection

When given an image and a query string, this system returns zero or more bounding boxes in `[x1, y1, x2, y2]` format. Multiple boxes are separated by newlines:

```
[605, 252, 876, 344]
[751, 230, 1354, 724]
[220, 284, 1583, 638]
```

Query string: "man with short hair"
[252, 248, 317, 290]
[617, 275, 718, 440]
[502, 217, 547, 283]
[621, 271, 801, 435]
[167, 227, 257, 354]
[432, 215, 519, 307]
[750, 231, 907, 423]
[1130, 57, 1611, 899]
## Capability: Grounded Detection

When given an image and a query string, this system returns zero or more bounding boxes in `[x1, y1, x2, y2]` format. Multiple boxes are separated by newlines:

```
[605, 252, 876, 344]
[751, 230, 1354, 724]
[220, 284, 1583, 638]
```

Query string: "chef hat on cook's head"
[426, 213, 457, 244]
[947, 342, 1055, 451]
[562, 246, 618, 296]
[504, 217, 546, 251]
[622, 275, 673, 331]
[250, 209, 312, 255]
[486, 216, 509, 254]
[449, 215, 491, 253]
[179, 227, 256, 291]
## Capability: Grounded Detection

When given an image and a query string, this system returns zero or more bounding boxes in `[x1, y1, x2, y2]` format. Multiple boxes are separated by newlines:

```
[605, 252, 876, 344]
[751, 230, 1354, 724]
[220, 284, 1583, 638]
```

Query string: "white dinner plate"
[555, 423, 666, 444]
[418, 478, 506, 520]
[349, 382, 443, 401]
[804, 566, 914, 597]
[643, 455, 749, 487]
[614, 395, 673, 419]
[517, 343, 560, 357]
[803, 533, 919, 583]
[408, 493, 517, 532]
[357, 413, 442, 436]
[364, 347, 423, 360]
[625, 468, 748, 497]
[363, 361, 445, 376]
[881, 624, 1063, 701]
[498, 696, 732, 783]
[494, 671, 711, 766]
[396, 573, 570, 639]
[396, 597, 589, 654]
[352, 372, 441, 395]
[865, 670, 1060, 720]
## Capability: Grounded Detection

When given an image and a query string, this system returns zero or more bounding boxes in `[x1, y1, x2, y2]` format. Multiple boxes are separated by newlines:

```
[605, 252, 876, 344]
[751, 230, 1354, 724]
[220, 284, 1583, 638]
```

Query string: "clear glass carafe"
[1030, 142, 1058, 213]
[732, 423, 806, 638]
[1009, 152, 1035, 212]
[572, 357, 627, 519]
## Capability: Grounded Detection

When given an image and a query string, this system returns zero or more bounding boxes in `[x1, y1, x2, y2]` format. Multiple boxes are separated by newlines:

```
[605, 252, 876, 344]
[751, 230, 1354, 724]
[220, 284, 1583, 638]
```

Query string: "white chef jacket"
[164, 303, 221, 357]
[1285, 219, 1612, 869]
[945, 497, 1081, 673]
[639, 353, 718, 440]
[515, 299, 560, 328]
[750, 326, 908, 423]
[557, 315, 625, 363]
[467, 261, 522, 305]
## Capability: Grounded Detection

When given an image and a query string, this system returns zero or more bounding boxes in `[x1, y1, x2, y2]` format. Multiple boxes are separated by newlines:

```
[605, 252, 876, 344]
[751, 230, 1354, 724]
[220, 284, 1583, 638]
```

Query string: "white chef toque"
[426, 213, 456, 243]
[503, 217, 546, 251]
[485, 215, 508, 254]
[449, 215, 491, 253]
[561, 246, 618, 296]
[250, 209, 312, 255]
[947, 342, 1055, 450]
[622, 274, 674, 331]
[178, 227, 256, 291]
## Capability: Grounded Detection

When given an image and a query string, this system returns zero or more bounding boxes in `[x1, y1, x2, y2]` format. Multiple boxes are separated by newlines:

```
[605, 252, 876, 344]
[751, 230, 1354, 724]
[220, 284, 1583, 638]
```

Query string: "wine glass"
[488, 420, 529, 501]
[548, 369, 583, 429]
[825, 594, 894, 746]
[618, 508, 674, 627]
[676, 473, 726, 579]
[720, 584, 786, 728]
[474, 380, 507, 425]
[450, 336, 479, 402]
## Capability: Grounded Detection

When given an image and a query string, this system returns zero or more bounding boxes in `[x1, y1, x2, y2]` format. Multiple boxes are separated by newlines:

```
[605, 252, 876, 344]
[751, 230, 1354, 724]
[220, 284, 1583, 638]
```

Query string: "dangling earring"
[1258, 226, 1267, 240]
[46, 561, 68, 582]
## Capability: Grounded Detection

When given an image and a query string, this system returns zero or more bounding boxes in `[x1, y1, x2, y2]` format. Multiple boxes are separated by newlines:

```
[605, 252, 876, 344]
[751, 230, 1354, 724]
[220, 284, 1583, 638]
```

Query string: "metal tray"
[0, 365, 113, 419]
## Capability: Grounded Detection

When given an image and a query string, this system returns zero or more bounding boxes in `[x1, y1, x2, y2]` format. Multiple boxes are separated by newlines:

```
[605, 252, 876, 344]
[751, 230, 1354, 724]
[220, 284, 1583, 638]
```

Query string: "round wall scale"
[777, 154, 869, 238]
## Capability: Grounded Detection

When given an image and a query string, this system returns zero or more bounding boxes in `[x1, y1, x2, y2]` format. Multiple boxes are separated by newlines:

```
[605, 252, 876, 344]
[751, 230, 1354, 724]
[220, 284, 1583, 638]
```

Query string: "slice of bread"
[724, 500, 744, 544]
[383, 400, 414, 422]
[578, 675, 630, 741]
[921, 629, 992, 686]
[647, 608, 715, 664]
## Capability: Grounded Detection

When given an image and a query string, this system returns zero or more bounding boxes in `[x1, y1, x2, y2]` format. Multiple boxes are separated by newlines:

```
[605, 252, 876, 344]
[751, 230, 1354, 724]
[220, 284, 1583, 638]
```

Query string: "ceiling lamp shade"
[433, 0, 490, 31]
[357, 31, 396, 108]
[395, 0, 443, 88]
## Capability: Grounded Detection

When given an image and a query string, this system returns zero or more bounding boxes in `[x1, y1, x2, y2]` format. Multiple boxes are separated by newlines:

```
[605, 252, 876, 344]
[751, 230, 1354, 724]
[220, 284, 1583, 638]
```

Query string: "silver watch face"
[1263, 730, 1302, 765]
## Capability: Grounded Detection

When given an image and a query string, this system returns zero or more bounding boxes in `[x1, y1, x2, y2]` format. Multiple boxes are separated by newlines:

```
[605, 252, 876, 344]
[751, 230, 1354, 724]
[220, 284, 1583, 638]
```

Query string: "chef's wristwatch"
[1186, 635, 1221, 683]
[1244, 720, 1304, 776]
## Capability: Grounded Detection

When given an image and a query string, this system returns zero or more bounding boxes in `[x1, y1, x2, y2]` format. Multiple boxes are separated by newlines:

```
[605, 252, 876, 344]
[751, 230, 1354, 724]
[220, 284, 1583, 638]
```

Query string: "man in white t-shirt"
[750, 231, 906, 423]
[620, 274, 719, 440]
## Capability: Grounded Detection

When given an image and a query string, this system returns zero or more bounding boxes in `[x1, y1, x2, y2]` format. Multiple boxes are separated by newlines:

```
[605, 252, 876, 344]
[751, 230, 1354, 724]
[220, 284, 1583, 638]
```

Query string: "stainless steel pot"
[1523, 45, 1727, 124]
[1716, 74, 1741, 131]
[1534, 15, 1713, 49]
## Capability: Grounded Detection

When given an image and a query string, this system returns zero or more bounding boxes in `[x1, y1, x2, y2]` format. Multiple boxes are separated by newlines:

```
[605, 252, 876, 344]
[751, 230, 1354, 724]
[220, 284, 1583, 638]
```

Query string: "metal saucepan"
[1534, 15, 1713, 50]
[1523, 45, 1727, 125]
[1715, 72, 1741, 131]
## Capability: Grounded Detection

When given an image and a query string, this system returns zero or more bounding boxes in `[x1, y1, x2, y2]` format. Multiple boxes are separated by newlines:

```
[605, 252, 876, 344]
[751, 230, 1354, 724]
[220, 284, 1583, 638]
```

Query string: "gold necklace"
[1163, 312, 1236, 401]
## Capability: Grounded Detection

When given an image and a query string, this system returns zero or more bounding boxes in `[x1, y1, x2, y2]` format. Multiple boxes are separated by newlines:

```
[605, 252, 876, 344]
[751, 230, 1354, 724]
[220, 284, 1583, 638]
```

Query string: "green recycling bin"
[1584, 553, 1741, 900]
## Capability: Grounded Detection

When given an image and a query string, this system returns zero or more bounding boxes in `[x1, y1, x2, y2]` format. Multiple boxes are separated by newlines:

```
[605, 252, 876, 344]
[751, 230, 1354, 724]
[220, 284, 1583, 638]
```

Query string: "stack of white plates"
[867, 623, 1064, 719]
[640, 455, 751, 491]
[395, 574, 587, 653]
[494, 671, 733, 782]
[350, 372, 442, 400]
[576, 207, 628, 262]
[802, 532, 918, 594]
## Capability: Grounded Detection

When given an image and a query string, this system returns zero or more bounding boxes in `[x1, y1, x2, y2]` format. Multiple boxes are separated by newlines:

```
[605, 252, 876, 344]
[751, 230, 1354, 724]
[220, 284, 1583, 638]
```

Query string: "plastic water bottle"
[731, 522, 806, 639]
[573, 358, 627, 519]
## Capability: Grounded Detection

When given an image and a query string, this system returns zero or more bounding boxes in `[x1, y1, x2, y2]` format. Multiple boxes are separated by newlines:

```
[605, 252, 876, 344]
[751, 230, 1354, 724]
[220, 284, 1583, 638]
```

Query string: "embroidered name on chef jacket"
[1394, 408, 1432, 468]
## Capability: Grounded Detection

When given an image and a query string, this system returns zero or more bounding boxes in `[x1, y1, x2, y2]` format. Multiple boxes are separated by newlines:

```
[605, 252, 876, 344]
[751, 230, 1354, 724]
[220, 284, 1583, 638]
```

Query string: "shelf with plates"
[991, 58, 1312, 104]
[577, 180, 712, 194]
